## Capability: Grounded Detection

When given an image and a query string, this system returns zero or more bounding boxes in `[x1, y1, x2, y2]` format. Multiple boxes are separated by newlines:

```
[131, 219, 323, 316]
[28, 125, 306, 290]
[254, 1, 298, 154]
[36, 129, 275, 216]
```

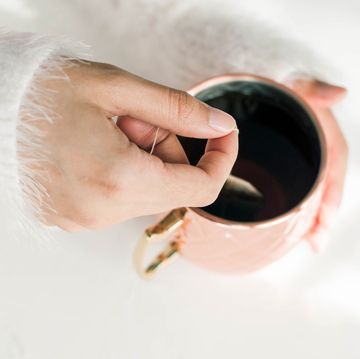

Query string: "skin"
[27, 61, 238, 231]
[292, 79, 348, 252]
[24, 61, 348, 247]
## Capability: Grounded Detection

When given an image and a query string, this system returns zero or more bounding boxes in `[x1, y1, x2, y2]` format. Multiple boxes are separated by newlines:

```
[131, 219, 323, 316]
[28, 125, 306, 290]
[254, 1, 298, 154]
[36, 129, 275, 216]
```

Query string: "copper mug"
[134, 74, 327, 279]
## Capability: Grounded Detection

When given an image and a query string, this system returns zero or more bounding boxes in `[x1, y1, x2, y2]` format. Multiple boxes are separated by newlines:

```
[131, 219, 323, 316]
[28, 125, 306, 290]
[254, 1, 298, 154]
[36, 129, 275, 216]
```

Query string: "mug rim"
[186, 73, 327, 229]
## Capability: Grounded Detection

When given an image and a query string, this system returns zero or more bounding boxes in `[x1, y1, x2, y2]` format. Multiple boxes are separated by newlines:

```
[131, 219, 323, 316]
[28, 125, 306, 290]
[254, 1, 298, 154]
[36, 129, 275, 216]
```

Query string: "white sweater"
[0, 31, 88, 239]
[0, 1, 326, 240]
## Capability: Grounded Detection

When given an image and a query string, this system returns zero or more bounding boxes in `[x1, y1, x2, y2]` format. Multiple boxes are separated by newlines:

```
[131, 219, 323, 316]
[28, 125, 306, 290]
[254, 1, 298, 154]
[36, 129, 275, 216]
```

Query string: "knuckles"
[165, 88, 196, 128]
[192, 181, 221, 208]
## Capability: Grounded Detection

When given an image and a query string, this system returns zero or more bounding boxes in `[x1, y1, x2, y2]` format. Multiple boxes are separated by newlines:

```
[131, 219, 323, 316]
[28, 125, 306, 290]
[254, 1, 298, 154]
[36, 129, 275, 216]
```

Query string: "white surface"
[0, 0, 359, 358]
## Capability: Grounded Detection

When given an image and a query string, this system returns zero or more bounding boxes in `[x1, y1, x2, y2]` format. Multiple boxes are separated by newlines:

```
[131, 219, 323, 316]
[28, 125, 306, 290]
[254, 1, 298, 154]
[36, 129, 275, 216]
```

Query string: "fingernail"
[292, 78, 347, 98]
[315, 81, 347, 98]
[209, 107, 236, 133]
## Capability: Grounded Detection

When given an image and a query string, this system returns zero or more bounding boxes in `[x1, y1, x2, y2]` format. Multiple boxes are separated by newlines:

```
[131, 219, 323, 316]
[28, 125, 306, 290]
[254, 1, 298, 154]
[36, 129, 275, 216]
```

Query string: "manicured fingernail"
[209, 107, 236, 133]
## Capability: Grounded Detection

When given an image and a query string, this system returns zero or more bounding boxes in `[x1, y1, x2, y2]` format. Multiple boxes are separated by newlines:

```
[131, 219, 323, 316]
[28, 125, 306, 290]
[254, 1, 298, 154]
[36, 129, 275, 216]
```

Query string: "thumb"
[100, 70, 237, 138]
[292, 79, 347, 108]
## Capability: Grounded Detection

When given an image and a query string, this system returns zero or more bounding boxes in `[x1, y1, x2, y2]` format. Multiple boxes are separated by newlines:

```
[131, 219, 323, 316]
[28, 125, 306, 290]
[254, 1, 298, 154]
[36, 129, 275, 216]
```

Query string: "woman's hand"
[292, 79, 348, 252]
[26, 61, 238, 231]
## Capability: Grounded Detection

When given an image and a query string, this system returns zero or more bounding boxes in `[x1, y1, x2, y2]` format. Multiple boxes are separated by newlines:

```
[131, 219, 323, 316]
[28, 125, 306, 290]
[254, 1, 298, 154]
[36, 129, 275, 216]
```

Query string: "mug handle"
[133, 207, 188, 279]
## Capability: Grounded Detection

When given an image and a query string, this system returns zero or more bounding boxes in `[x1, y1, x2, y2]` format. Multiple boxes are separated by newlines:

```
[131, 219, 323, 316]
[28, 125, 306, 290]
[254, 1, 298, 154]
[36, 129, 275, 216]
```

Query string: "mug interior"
[179, 80, 322, 222]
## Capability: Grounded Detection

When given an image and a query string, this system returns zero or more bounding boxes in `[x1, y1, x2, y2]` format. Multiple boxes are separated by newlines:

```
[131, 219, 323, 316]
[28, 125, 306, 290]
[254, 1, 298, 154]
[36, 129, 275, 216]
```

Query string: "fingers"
[293, 80, 348, 224]
[116, 115, 168, 150]
[292, 79, 347, 108]
[115, 94, 239, 209]
[291, 79, 348, 252]
[98, 69, 237, 138]
[303, 110, 348, 252]
[101, 67, 238, 210]
[152, 134, 189, 164]
[157, 130, 239, 208]
[197, 129, 239, 184]
[317, 108, 348, 217]
[116, 115, 188, 164]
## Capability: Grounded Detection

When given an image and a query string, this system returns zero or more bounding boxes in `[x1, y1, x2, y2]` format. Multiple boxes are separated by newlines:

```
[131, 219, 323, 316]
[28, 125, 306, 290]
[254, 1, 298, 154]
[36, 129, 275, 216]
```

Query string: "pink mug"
[133, 74, 327, 278]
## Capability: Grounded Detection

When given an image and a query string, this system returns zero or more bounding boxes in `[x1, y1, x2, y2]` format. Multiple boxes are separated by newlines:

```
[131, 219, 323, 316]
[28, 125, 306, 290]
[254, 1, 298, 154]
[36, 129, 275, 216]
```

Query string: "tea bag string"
[149, 126, 160, 155]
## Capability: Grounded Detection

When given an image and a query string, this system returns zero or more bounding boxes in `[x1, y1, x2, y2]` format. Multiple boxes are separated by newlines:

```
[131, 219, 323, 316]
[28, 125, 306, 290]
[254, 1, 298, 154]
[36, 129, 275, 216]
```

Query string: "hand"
[292, 79, 348, 252]
[25, 61, 238, 231]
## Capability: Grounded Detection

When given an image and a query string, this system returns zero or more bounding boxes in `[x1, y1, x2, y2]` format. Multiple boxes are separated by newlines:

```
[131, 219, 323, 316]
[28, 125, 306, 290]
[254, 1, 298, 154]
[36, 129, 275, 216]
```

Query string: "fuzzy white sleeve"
[0, 30, 87, 239]
[93, 0, 330, 90]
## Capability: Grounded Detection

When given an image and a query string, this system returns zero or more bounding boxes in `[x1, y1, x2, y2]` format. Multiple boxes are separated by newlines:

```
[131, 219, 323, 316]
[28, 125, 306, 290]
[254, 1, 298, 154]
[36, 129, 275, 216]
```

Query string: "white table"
[0, 0, 359, 358]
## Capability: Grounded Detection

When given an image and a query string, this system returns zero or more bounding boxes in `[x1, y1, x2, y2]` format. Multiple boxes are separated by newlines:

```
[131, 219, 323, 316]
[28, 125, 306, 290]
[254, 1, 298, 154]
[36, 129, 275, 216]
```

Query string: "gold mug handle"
[133, 207, 188, 279]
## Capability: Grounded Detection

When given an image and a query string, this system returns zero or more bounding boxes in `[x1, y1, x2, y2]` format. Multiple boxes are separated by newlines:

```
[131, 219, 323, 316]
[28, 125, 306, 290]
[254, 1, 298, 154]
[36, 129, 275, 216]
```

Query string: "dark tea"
[179, 81, 322, 222]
